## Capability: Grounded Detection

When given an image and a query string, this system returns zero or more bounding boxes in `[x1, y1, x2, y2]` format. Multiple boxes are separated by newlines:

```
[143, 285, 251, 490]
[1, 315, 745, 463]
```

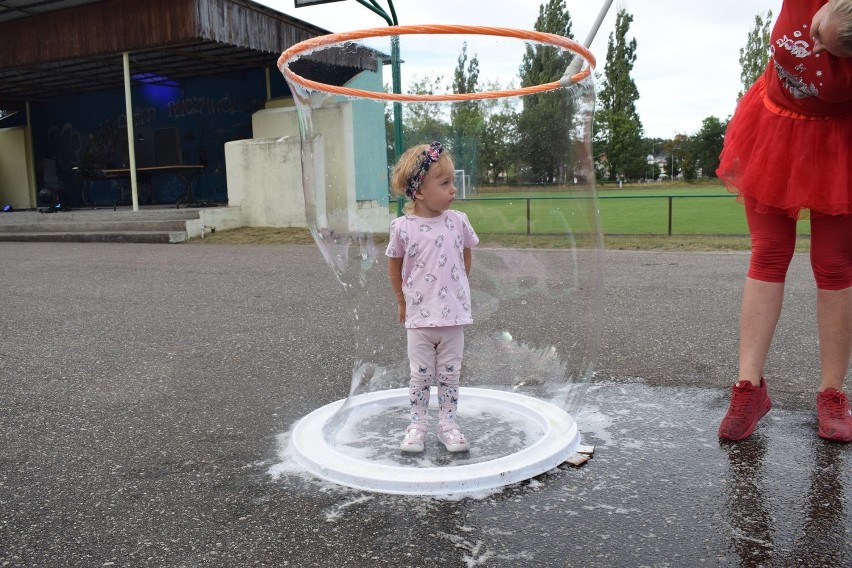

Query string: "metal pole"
[265, 67, 272, 101]
[354, 1, 402, 158]
[391, 36, 403, 159]
[667, 196, 673, 236]
[355, 0, 392, 24]
[25, 101, 37, 208]
[561, 0, 615, 84]
[122, 52, 139, 211]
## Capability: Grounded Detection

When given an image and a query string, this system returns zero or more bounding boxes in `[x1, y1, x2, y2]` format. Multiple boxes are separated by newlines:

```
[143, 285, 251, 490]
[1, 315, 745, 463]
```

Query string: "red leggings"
[745, 198, 852, 290]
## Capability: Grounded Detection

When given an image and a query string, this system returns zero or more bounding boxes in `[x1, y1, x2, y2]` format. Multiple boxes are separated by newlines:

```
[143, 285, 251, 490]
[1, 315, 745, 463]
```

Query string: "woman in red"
[717, 0, 852, 442]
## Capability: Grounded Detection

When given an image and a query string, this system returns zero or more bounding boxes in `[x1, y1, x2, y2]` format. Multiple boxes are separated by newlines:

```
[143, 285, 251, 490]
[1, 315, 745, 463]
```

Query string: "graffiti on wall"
[33, 70, 279, 206]
[46, 124, 82, 170]
[167, 94, 260, 119]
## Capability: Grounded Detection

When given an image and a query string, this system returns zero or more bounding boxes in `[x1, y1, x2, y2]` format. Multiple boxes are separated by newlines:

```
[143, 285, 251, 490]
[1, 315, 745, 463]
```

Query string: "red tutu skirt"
[717, 77, 852, 219]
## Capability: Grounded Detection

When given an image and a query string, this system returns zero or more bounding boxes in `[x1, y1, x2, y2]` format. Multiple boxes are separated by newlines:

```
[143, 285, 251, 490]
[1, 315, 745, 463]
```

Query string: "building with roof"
[0, 0, 389, 233]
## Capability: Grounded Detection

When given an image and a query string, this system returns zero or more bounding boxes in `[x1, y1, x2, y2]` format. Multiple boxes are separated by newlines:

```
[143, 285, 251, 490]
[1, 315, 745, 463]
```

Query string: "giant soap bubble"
[277, 25, 602, 496]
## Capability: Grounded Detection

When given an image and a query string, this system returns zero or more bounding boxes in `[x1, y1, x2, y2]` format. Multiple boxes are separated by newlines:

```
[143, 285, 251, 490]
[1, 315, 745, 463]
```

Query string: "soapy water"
[265, 380, 714, 498]
[324, 394, 546, 467]
[278, 29, 602, 492]
[273, 387, 582, 496]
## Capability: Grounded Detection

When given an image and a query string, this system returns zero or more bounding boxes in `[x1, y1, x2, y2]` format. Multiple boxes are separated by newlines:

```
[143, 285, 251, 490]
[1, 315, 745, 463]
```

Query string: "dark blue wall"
[31, 68, 290, 207]
[0, 110, 26, 128]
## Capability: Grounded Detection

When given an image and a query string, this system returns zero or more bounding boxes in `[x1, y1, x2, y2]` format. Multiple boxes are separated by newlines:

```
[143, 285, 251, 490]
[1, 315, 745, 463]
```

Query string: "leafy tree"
[450, 43, 484, 187]
[516, 0, 575, 183]
[676, 134, 698, 181]
[661, 133, 697, 180]
[452, 43, 479, 98]
[594, 9, 645, 181]
[385, 74, 451, 166]
[739, 10, 773, 98]
[478, 86, 519, 183]
[395, 75, 451, 152]
[692, 116, 727, 178]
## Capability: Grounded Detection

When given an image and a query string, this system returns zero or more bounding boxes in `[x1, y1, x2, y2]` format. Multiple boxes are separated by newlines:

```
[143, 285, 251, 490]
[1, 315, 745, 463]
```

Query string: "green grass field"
[196, 184, 811, 252]
[455, 184, 812, 237]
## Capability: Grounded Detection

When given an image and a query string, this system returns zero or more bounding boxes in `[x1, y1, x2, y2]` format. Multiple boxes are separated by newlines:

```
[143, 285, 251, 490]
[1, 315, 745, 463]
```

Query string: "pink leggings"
[745, 198, 852, 290]
[405, 326, 464, 431]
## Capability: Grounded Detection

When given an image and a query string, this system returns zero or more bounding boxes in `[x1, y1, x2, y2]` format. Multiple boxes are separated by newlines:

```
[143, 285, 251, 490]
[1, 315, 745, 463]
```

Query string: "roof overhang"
[0, 0, 381, 109]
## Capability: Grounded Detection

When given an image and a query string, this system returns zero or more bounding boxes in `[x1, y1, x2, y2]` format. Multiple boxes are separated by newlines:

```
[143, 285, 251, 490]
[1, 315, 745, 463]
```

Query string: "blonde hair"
[830, 0, 852, 50]
[390, 143, 454, 213]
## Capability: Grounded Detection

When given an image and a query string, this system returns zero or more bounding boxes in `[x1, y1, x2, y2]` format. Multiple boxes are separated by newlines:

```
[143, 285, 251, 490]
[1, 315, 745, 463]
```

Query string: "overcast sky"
[260, 0, 779, 139]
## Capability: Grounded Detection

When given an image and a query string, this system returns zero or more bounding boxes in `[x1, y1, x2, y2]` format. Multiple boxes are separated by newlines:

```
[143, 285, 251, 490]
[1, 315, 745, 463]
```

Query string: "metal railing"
[395, 192, 748, 236]
[449, 193, 740, 236]
[598, 193, 736, 236]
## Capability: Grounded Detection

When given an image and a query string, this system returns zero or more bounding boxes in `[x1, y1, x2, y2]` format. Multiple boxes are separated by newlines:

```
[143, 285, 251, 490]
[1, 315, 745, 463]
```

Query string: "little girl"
[385, 141, 479, 453]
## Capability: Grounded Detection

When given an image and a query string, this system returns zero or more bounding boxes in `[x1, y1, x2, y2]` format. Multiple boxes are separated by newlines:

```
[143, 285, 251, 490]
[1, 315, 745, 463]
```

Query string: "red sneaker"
[816, 389, 852, 442]
[719, 377, 772, 441]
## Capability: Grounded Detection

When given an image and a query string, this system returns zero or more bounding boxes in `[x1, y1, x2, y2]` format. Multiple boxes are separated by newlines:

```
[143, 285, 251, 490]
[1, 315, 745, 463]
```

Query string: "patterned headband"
[405, 141, 444, 198]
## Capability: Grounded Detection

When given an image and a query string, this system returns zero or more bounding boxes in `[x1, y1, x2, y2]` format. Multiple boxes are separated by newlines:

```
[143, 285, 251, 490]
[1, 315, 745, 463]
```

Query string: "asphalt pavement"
[1, 242, 849, 567]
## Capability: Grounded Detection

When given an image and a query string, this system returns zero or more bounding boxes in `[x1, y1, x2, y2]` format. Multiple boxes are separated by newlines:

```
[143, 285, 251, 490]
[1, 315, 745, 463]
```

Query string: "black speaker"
[154, 128, 182, 166]
[135, 128, 155, 167]
[117, 127, 155, 168]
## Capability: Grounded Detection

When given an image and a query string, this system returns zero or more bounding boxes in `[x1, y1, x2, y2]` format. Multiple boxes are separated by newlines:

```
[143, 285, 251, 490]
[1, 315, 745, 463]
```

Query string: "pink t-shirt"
[385, 210, 479, 328]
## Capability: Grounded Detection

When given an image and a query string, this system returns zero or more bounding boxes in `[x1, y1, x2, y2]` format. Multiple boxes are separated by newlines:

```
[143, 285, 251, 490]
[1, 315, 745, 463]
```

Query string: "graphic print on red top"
[766, 0, 852, 115]
[716, 0, 852, 217]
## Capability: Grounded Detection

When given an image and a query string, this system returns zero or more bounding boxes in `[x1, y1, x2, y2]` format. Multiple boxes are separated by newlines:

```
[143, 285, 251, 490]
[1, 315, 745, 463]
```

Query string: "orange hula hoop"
[277, 25, 595, 102]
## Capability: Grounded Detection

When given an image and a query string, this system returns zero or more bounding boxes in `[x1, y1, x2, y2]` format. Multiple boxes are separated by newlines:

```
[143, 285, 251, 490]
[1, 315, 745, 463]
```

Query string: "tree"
[594, 9, 645, 182]
[387, 74, 451, 165]
[675, 133, 698, 180]
[660, 133, 696, 180]
[478, 85, 519, 183]
[739, 10, 773, 98]
[692, 116, 727, 178]
[450, 43, 484, 187]
[516, 0, 575, 183]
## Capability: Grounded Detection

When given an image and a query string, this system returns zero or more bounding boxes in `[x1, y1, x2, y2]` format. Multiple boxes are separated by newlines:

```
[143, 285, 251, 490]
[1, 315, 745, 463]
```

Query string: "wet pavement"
[0, 242, 849, 567]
